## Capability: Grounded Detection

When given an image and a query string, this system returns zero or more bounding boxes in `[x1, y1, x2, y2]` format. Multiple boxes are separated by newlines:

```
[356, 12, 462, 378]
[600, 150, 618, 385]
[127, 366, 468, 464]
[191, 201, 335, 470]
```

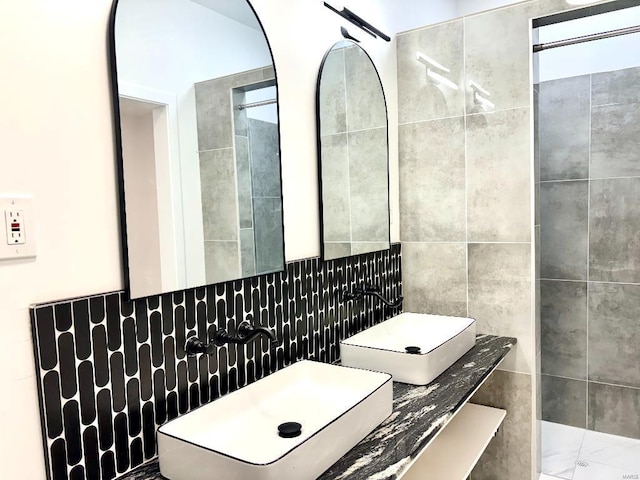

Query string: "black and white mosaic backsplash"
[30, 244, 402, 480]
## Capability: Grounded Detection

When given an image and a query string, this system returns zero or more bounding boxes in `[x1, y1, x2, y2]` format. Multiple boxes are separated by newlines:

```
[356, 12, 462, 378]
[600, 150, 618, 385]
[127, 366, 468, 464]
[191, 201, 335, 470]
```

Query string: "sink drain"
[405, 346, 421, 354]
[278, 422, 302, 438]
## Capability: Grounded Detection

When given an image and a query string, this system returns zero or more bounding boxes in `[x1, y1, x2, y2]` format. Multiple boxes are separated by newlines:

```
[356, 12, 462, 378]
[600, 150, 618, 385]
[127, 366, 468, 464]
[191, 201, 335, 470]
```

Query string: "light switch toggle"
[5, 210, 26, 245]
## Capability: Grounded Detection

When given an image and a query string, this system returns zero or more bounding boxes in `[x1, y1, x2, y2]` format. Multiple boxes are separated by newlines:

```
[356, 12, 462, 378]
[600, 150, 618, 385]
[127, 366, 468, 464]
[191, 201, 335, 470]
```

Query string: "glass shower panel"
[536, 7, 640, 480]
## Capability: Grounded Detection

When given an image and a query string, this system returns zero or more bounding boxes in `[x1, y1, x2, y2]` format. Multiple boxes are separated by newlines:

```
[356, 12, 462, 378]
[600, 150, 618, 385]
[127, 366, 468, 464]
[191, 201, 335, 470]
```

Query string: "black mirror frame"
[107, 0, 287, 300]
[315, 41, 391, 262]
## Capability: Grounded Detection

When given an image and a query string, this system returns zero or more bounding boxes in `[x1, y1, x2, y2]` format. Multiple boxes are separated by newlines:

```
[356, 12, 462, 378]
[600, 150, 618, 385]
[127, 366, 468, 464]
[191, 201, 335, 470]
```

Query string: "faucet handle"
[237, 320, 253, 336]
[185, 336, 215, 356]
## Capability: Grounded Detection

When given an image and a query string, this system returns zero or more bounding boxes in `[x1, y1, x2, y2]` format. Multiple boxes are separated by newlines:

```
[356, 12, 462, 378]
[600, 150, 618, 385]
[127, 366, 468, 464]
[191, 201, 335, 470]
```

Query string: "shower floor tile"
[542, 421, 640, 480]
[580, 429, 640, 473]
[573, 460, 630, 480]
[542, 421, 585, 479]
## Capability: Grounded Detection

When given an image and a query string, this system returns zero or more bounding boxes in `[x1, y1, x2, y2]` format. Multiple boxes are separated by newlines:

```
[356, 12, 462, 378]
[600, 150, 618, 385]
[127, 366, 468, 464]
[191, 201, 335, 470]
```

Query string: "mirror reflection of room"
[115, 0, 284, 299]
[317, 40, 390, 261]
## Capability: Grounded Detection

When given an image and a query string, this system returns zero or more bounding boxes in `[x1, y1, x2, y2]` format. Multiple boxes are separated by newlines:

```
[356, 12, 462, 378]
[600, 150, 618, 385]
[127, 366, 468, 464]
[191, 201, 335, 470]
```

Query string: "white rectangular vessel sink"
[340, 312, 476, 385]
[157, 360, 392, 480]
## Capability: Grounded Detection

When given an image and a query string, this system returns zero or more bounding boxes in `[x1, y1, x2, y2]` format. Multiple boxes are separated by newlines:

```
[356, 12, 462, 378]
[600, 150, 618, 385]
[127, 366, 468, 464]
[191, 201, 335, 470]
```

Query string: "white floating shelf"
[401, 403, 506, 480]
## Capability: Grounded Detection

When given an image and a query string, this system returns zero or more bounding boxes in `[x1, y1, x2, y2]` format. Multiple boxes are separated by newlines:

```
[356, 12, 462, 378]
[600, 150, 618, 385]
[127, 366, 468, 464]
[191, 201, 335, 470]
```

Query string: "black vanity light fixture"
[324, 2, 391, 42]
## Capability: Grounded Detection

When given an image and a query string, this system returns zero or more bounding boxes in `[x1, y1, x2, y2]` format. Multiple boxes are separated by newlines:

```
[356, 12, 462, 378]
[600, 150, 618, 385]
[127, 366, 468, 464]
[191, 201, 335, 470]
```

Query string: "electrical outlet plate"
[0, 195, 36, 260]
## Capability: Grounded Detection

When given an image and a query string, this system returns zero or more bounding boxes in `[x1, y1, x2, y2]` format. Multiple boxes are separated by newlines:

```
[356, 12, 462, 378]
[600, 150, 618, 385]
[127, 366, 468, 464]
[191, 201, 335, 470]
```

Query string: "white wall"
[120, 103, 163, 296]
[249, 0, 401, 260]
[0, 0, 400, 477]
[537, 5, 640, 81]
[245, 86, 278, 124]
[377, 0, 528, 34]
[455, 0, 525, 17]
[376, 0, 458, 33]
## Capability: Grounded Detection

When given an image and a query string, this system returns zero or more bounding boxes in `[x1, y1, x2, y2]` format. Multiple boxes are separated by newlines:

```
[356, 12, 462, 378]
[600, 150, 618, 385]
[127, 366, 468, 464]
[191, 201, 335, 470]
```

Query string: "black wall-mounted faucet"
[343, 282, 403, 308]
[185, 316, 279, 356]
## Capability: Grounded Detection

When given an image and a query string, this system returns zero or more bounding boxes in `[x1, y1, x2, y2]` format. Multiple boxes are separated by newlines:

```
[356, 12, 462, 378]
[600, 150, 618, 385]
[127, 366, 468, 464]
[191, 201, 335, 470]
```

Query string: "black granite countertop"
[119, 334, 515, 480]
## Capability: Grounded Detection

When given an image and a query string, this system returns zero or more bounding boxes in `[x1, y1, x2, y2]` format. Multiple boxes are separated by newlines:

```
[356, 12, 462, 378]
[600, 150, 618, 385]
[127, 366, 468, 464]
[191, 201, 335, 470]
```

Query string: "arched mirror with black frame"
[316, 40, 390, 261]
[110, 0, 285, 299]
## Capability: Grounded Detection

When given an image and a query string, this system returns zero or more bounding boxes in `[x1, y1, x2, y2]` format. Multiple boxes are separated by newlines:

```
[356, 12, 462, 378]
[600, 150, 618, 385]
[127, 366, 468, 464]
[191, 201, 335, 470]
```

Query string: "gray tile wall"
[319, 45, 390, 259]
[195, 67, 280, 284]
[538, 66, 640, 440]
[397, 6, 538, 479]
[248, 118, 284, 274]
[397, 2, 620, 478]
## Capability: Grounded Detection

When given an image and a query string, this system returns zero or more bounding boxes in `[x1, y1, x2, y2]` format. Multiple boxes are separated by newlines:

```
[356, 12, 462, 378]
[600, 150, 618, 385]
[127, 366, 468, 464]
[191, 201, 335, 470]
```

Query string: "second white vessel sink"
[340, 312, 476, 385]
[157, 360, 392, 480]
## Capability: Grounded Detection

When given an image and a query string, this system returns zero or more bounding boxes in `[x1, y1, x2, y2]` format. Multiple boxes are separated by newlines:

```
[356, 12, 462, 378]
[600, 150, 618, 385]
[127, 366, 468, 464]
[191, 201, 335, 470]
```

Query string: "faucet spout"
[238, 321, 278, 344]
[342, 282, 403, 308]
[367, 290, 404, 308]
[213, 317, 280, 348]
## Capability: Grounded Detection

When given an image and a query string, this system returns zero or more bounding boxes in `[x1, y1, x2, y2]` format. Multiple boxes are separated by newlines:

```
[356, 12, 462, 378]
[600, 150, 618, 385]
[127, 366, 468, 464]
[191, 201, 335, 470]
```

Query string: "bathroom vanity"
[118, 334, 514, 480]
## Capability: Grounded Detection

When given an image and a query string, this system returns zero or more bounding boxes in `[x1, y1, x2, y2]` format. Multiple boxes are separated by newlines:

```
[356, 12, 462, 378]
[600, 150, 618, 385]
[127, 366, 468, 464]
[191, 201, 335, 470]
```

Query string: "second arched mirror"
[316, 41, 390, 261]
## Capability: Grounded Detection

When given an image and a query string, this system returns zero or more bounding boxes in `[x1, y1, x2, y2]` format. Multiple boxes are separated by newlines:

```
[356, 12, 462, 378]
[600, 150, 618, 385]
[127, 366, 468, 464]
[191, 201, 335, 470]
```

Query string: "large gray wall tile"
[399, 118, 465, 242]
[397, 20, 464, 123]
[536, 226, 541, 356]
[344, 45, 386, 131]
[249, 119, 281, 198]
[467, 108, 531, 242]
[204, 241, 240, 284]
[402, 243, 467, 317]
[320, 133, 351, 243]
[464, 3, 536, 112]
[195, 80, 234, 151]
[588, 382, 640, 439]
[349, 127, 390, 243]
[539, 181, 588, 280]
[235, 135, 253, 229]
[541, 374, 586, 428]
[199, 149, 238, 242]
[591, 102, 640, 178]
[592, 66, 640, 106]
[471, 370, 532, 479]
[319, 48, 347, 136]
[589, 178, 640, 283]
[538, 76, 590, 181]
[240, 229, 256, 278]
[351, 243, 388, 255]
[253, 197, 284, 274]
[534, 86, 541, 227]
[540, 280, 587, 379]
[324, 243, 351, 259]
[232, 89, 248, 138]
[468, 243, 532, 373]
[588, 282, 640, 388]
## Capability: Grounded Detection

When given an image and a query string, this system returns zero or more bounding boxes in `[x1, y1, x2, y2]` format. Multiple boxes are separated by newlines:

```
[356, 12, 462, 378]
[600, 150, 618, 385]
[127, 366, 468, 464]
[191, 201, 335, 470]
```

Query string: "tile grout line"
[463, 17, 470, 319]
[539, 278, 640, 286]
[342, 48, 354, 250]
[541, 372, 640, 392]
[540, 175, 640, 183]
[585, 72, 592, 431]
[397, 104, 531, 127]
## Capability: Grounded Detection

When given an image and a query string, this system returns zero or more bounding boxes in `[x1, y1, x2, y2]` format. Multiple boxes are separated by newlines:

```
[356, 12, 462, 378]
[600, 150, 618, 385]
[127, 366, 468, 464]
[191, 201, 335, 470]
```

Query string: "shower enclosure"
[534, 4, 640, 480]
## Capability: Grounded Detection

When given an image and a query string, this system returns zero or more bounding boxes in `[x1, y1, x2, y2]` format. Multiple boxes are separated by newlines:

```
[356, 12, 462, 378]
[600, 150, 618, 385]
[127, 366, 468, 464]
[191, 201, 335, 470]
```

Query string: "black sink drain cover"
[405, 346, 422, 354]
[278, 422, 302, 438]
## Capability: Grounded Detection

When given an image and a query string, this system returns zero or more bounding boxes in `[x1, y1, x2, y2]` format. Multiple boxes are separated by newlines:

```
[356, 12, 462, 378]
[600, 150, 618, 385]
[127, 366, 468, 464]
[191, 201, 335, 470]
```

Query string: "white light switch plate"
[0, 195, 36, 260]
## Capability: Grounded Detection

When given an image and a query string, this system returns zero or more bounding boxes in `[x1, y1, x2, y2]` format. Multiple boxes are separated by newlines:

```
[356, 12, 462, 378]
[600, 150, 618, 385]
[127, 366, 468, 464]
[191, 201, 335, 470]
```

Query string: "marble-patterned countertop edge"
[118, 334, 516, 480]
